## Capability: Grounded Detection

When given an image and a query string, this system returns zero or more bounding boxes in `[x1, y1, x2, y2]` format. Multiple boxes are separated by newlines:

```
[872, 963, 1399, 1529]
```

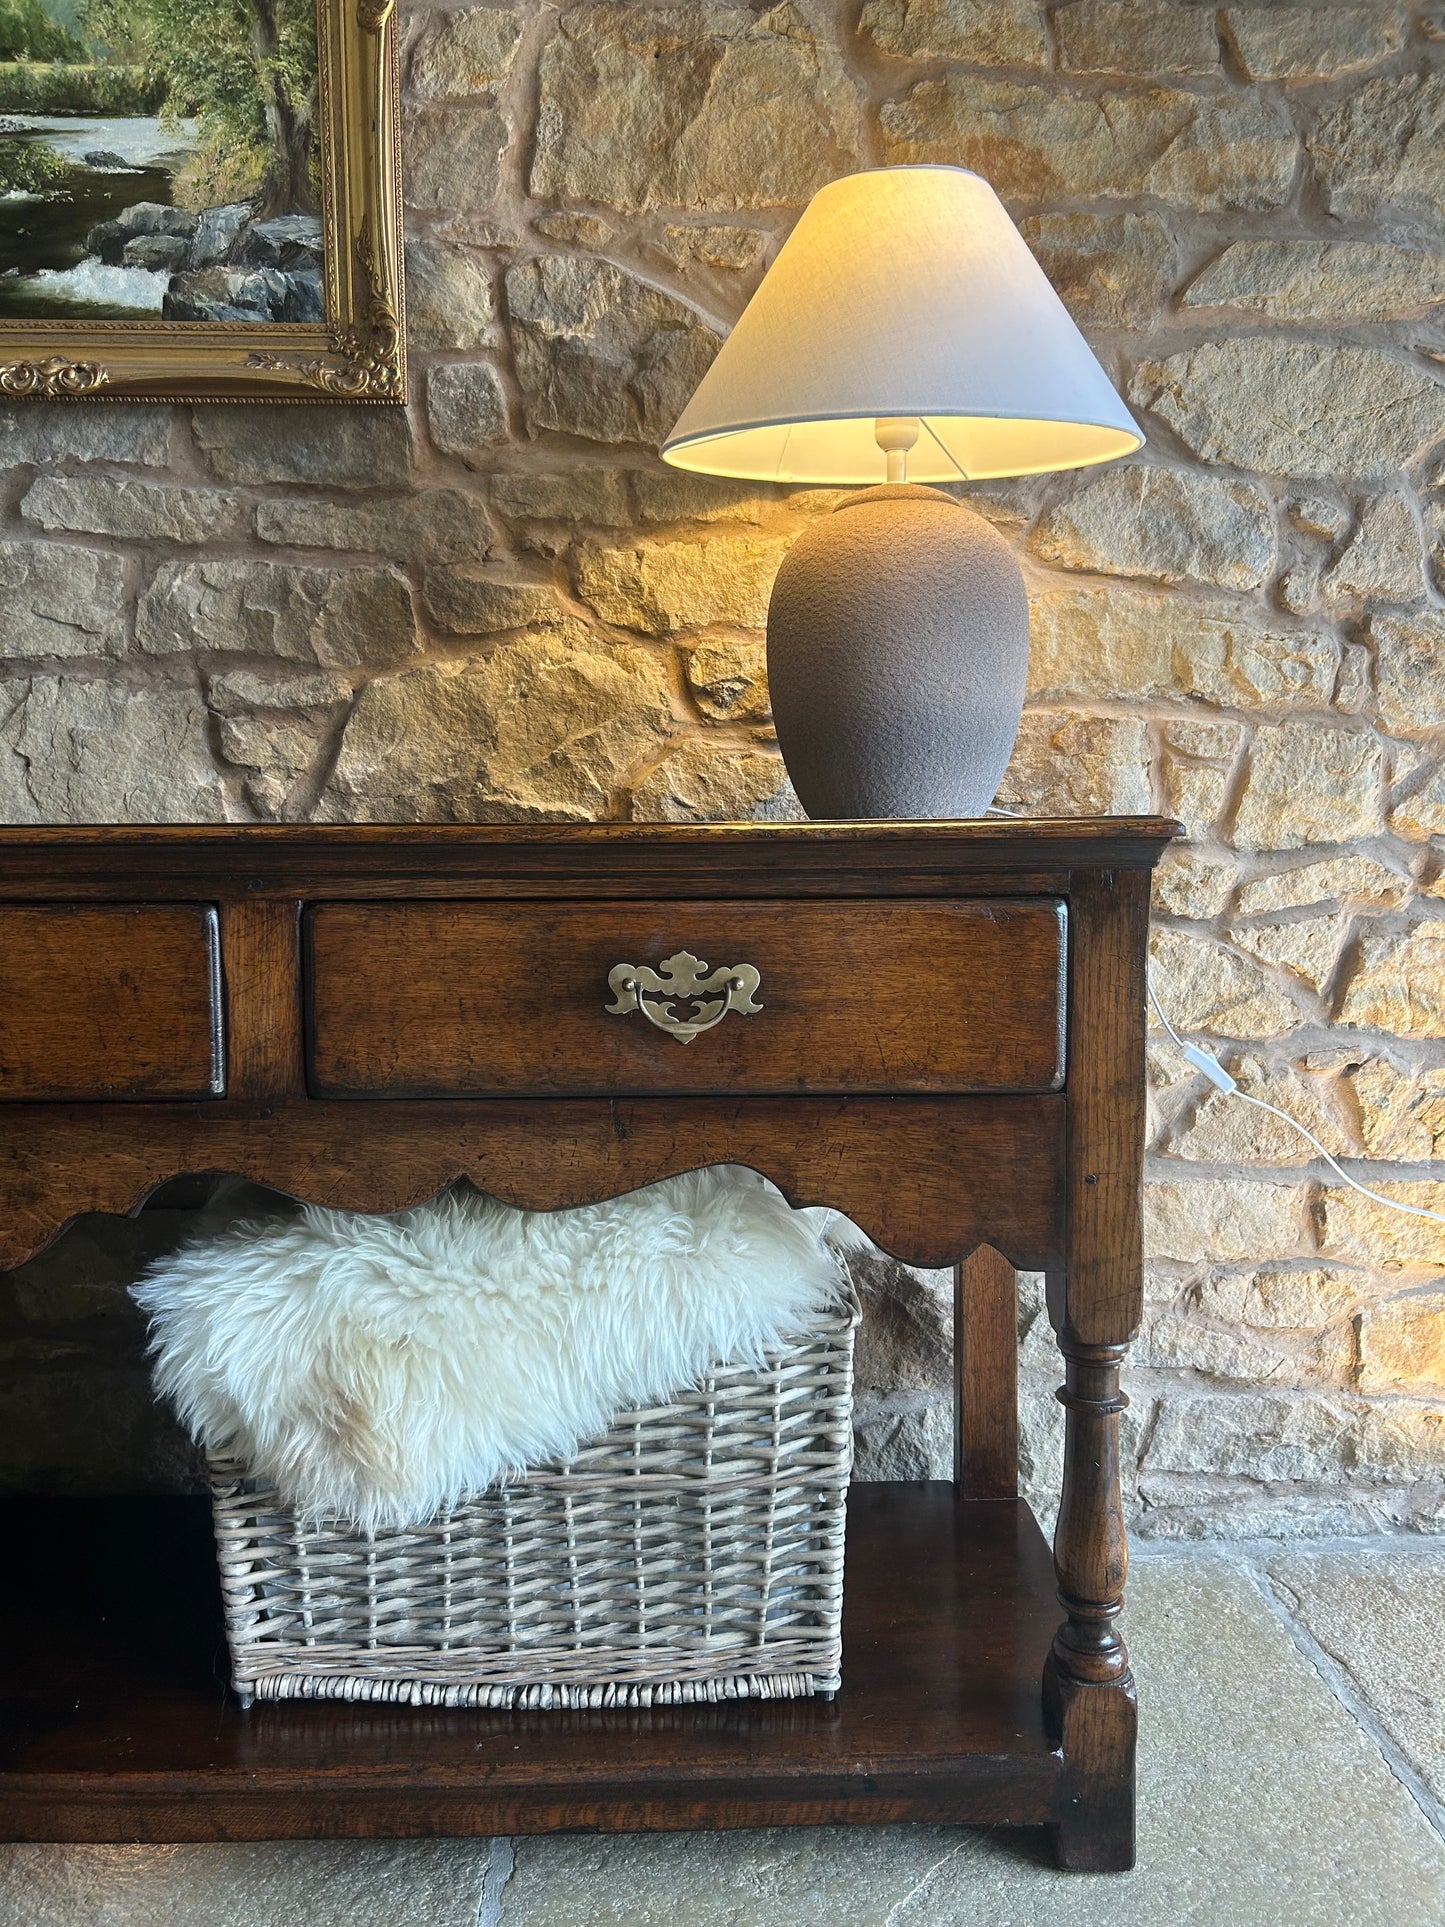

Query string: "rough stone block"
[1160, 722, 1234, 768]
[1322, 1180, 1445, 1266]
[629, 738, 799, 822]
[318, 630, 672, 821]
[659, 223, 764, 271]
[575, 533, 790, 633]
[850, 1256, 952, 1395]
[1017, 209, 1175, 327]
[1144, 1176, 1306, 1262]
[1354, 1402, 1445, 1483]
[1231, 723, 1383, 851]
[880, 77, 1296, 210]
[208, 668, 352, 715]
[1338, 1056, 1445, 1161]
[426, 362, 509, 461]
[531, 3, 860, 211]
[1149, 926, 1301, 1039]
[632, 470, 781, 525]
[1143, 1311, 1347, 1387]
[20, 477, 250, 545]
[1030, 464, 1274, 591]
[1390, 766, 1445, 841]
[1027, 585, 1333, 706]
[0, 403, 171, 467]
[507, 257, 719, 449]
[1056, 1, 1221, 77]
[137, 559, 416, 668]
[1339, 924, 1445, 1037]
[255, 489, 493, 565]
[404, 238, 496, 350]
[1357, 1289, 1445, 1391]
[850, 1395, 953, 1482]
[1195, 1267, 1363, 1331]
[1182, 239, 1445, 322]
[1129, 341, 1443, 480]
[1226, 5, 1406, 80]
[0, 542, 127, 658]
[193, 406, 412, 486]
[0, 678, 223, 822]
[1238, 854, 1405, 918]
[218, 709, 330, 818]
[1161, 757, 1232, 843]
[1143, 1391, 1355, 1482]
[1171, 1053, 1351, 1162]
[1233, 916, 1347, 1001]
[683, 637, 769, 721]
[1323, 496, 1425, 607]
[408, 5, 523, 99]
[994, 709, 1151, 814]
[860, 0, 1048, 66]
[490, 469, 631, 525]
[1309, 73, 1445, 223]
[1153, 848, 1235, 919]
[1370, 610, 1445, 735]
[403, 103, 509, 209]
[421, 570, 563, 635]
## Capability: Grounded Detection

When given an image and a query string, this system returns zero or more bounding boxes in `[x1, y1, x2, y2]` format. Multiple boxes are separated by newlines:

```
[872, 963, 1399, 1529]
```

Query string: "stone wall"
[2, 0, 1444, 1538]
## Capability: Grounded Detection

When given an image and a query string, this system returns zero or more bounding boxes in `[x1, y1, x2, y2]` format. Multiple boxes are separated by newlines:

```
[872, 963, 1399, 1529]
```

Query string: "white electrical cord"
[1146, 974, 1445, 1227]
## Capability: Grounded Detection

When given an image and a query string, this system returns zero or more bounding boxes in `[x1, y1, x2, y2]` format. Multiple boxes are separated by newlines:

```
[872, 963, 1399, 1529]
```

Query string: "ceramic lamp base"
[766, 484, 1030, 820]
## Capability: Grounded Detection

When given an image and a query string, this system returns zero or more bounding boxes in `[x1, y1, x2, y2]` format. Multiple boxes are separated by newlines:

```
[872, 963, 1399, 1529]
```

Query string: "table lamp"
[661, 165, 1143, 819]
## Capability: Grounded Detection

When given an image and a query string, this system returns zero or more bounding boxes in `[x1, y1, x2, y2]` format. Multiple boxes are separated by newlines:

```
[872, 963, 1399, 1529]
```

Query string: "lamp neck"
[875, 415, 921, 485]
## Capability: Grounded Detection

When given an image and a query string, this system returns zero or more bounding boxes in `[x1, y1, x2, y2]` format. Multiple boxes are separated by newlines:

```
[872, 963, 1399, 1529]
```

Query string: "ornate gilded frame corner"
[0, 0, 404, 404]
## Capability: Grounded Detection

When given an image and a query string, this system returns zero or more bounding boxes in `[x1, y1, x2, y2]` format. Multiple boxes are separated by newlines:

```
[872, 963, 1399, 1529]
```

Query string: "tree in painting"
[85, 0, 317, 213]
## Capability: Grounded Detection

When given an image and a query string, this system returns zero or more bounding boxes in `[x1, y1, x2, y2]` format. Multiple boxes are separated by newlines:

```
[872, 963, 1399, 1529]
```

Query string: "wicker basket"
[208, 1295, 857, 1709]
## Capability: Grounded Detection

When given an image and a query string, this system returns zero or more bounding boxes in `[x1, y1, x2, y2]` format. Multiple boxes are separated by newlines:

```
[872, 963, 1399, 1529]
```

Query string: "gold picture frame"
[0, 0, 403, 403]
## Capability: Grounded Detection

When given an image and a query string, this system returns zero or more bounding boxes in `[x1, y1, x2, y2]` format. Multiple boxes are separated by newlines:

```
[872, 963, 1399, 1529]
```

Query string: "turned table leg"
[1043, 862, 1151, 1872]
[1044, 1336, 1137, 1870]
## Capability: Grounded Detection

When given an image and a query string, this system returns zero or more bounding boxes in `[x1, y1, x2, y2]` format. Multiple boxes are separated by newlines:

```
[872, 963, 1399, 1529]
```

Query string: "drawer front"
[0, 905, 222, 1101]
[306, 899, 1066, 1098]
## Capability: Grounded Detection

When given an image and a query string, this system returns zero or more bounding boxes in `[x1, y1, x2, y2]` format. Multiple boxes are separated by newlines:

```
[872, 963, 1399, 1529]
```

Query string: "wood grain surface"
[0, 1486, 1066, 1841]
[0, 818, 1185, 902]
[0, 905, 221, 1101]
[305, 898, 1067, 1098]
[0, 1095, 1066, 1273]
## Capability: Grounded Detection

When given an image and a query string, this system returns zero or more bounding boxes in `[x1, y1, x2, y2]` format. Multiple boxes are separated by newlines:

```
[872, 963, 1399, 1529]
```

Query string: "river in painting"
[0, 114, 194, 318]
[0, 0, 322, 325]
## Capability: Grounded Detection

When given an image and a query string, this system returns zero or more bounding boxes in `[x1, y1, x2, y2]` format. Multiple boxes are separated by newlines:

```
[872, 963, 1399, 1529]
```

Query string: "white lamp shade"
[662, 166, 1142, 485]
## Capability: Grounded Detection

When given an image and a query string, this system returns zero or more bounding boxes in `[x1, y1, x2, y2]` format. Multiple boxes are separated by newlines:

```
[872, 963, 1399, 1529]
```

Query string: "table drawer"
[305, 898, 1066, 1097]
[0, 904, 222, 1101]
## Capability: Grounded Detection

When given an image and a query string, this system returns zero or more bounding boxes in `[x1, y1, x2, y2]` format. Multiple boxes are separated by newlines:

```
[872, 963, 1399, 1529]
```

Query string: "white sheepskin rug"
[133, 1169, 852, 1532]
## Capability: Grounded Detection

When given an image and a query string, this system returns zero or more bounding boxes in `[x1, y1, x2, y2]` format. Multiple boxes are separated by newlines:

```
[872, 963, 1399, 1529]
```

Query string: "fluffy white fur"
[133, 1169, 851, 1532]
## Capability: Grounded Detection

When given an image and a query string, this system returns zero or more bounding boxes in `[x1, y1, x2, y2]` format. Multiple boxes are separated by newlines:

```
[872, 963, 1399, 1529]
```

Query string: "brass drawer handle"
[606, 950, 763, 1044]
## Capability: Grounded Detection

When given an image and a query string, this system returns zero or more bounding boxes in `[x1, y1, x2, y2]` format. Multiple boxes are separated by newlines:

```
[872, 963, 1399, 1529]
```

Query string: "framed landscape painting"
[0, 0, 402, 400]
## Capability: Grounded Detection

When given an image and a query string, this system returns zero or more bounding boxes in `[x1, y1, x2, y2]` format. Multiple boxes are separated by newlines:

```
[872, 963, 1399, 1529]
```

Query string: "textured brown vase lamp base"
[0, 819, 1176, 1869]
[766, 483, 1031, 819]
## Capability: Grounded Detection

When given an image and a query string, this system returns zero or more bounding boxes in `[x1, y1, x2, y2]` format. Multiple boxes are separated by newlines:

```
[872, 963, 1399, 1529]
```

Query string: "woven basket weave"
[208, 1295, 857, 1709]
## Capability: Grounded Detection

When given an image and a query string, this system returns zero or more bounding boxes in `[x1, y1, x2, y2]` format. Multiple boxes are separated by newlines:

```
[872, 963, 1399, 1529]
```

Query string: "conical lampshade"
[662, 165, 1142, 485]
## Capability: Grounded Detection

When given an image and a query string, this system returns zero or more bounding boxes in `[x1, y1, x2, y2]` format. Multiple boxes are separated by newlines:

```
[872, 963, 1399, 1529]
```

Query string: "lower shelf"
[0, 1482, 1066, 1841]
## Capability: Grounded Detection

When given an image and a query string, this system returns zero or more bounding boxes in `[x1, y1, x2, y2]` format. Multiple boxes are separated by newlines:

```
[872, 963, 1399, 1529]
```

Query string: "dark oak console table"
[0, 819, 1175, 1870]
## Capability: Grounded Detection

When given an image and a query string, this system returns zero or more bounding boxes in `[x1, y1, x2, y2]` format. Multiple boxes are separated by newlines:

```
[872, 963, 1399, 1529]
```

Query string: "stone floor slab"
[0, 1838, 496, 1927]
[1268, 1544, 1445, 1808]
[499, 1558, 1445, 1926]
